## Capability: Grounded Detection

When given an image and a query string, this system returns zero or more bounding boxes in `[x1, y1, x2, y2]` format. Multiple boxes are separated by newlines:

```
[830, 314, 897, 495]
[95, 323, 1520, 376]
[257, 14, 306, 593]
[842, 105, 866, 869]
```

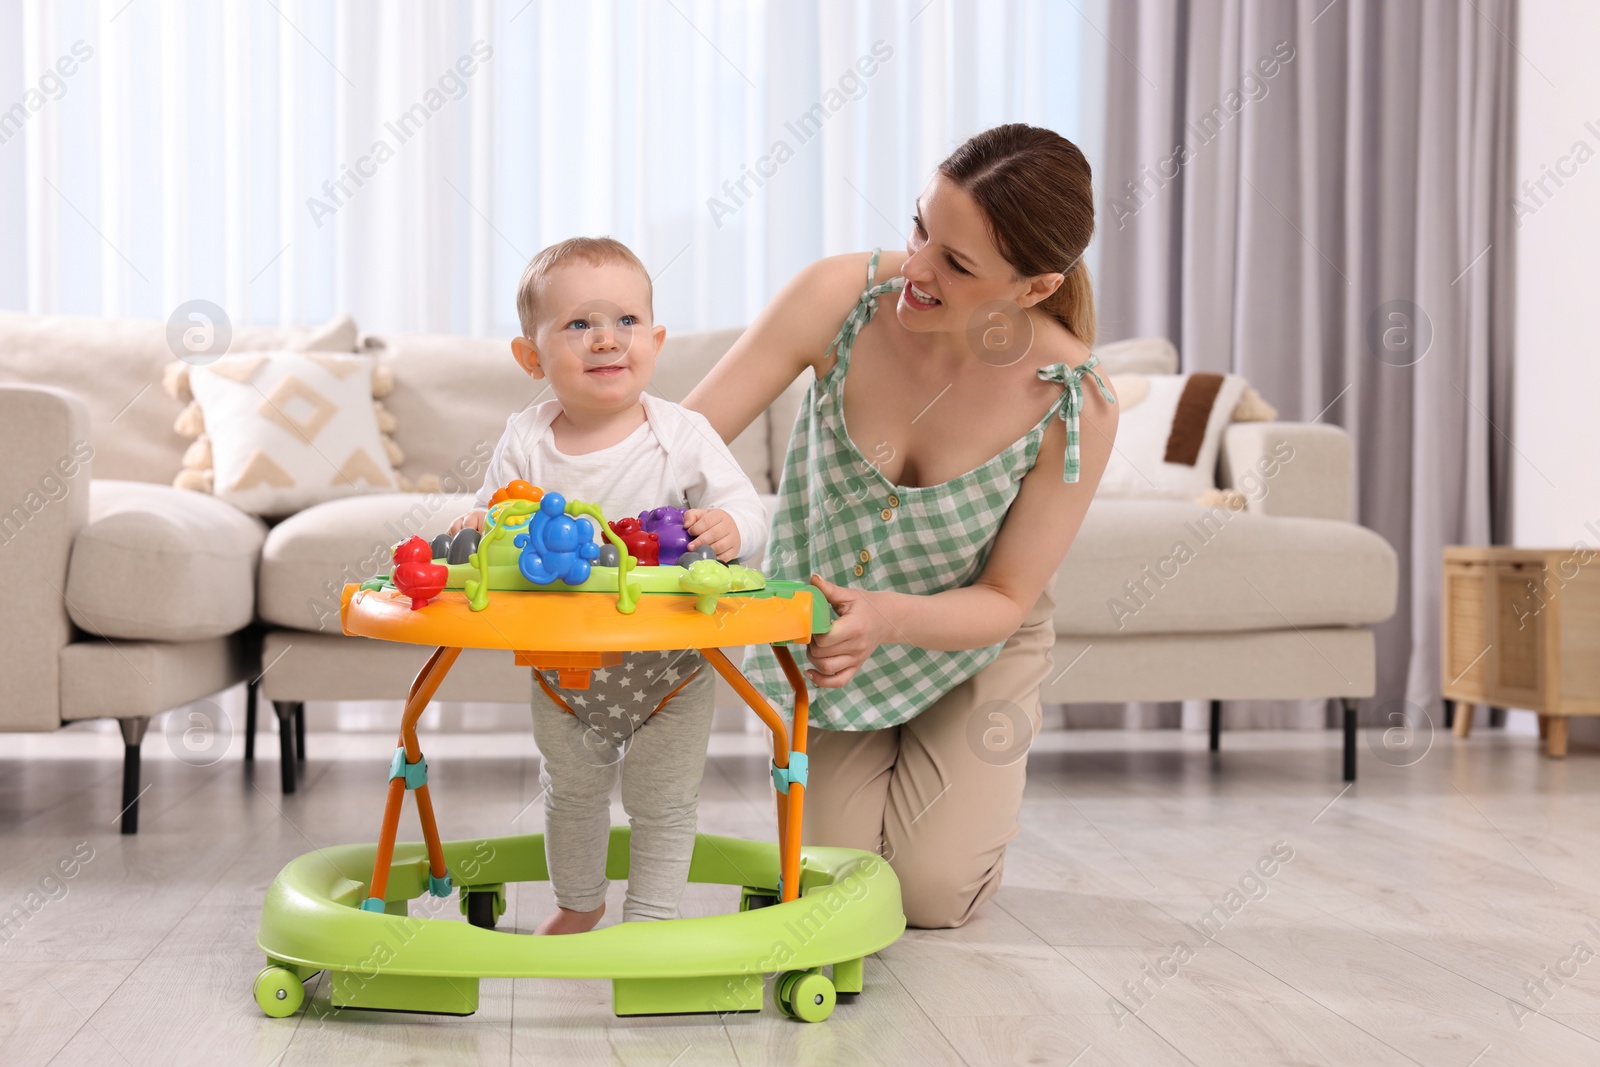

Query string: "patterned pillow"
[164, 352, 401, 516]
[1096, 372, 1251, 505]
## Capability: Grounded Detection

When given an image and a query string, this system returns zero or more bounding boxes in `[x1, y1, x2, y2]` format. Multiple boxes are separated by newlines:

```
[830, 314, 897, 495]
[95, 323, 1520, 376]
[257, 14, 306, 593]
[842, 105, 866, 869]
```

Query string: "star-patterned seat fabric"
[535, 649, 708, 746]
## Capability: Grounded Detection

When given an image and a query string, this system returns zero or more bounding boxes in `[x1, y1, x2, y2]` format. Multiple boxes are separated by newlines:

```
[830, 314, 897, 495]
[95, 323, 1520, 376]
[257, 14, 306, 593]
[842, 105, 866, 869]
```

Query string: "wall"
[1509, 0, 1600, 739]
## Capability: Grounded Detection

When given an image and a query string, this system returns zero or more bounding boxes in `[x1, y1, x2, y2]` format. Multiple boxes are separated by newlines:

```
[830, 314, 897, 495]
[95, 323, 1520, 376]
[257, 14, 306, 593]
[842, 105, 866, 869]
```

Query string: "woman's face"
[896, 172, 1043, 339]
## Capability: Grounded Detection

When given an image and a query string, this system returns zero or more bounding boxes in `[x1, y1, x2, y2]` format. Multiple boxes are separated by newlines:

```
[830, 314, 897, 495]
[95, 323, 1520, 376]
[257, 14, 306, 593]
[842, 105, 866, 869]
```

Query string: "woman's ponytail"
[1041, 260, 1095, 349]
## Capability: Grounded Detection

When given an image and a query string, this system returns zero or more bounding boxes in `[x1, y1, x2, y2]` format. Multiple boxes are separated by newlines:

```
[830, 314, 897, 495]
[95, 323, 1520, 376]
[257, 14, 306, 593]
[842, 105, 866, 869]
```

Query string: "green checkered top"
[746, 250, 1115, 731]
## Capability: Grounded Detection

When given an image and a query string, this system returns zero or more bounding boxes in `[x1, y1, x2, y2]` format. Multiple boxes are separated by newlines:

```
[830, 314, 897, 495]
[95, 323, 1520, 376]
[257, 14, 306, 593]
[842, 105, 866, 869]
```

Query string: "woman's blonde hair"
[938, 124, 1097, 347]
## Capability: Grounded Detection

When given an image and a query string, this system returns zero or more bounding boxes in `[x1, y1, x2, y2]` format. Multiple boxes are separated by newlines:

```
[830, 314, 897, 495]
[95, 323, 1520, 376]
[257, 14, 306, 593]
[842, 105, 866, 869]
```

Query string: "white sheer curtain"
[1, 0, 1102, 337]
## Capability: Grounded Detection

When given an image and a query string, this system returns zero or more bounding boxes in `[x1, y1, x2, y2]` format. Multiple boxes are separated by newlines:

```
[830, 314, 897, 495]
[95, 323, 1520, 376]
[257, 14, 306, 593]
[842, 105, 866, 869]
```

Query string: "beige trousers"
[801, 586, 1055, 929]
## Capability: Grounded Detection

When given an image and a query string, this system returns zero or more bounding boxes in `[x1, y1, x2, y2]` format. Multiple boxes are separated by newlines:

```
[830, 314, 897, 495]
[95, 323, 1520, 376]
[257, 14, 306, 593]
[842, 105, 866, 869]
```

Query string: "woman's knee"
[887, 844, 1003, 929]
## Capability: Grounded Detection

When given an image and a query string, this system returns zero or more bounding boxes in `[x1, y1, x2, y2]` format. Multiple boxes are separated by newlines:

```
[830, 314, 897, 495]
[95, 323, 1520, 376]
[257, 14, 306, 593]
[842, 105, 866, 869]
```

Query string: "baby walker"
[253, 483, 906, 1022]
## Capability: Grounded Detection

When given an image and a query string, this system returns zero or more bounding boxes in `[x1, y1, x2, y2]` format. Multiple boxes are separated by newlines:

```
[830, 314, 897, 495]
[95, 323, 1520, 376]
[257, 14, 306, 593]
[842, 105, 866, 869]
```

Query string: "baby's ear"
[511, 336, 545, 379]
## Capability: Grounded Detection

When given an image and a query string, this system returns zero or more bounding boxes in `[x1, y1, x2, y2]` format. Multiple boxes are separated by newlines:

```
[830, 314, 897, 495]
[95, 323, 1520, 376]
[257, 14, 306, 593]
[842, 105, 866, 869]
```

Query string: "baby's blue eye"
[567, 319, 589, 330]
[619, 315, 639, 327]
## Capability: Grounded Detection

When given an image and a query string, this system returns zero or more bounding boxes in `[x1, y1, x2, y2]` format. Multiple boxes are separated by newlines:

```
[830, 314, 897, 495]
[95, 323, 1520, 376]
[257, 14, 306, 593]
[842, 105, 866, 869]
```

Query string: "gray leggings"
[529, 650, 715, 922]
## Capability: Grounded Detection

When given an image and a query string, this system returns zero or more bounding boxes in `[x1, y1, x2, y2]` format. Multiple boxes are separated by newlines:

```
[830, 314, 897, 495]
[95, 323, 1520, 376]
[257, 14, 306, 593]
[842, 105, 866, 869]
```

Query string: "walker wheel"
[775, 970, 801, 1017]
[465, 890, 498, 930]
[253, 966, 305, 1018]
[777, 969, 835, 1023]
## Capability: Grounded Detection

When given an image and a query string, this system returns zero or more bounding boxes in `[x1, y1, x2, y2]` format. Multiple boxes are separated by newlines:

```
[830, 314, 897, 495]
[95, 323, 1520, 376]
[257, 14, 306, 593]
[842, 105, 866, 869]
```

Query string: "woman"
[685, 124, 1117, 928]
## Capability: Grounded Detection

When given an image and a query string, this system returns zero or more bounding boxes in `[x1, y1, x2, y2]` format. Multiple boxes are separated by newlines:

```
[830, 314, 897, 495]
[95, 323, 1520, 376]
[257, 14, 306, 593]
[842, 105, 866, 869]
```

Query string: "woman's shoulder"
[759, 251, 899, 373]
[787, 250, 895, 304]
[1028, 309, 1093, 369]
[1029, 318, 1116, 424]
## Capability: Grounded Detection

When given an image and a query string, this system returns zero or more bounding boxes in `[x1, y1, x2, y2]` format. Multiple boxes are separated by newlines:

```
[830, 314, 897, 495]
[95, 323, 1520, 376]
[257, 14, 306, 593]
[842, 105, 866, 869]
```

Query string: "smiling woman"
[686, 123, 1118, 929]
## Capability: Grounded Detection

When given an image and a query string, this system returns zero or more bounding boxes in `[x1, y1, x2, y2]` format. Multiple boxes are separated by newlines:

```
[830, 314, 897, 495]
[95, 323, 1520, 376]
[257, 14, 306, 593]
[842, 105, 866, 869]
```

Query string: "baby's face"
[516, 260, 665, 417]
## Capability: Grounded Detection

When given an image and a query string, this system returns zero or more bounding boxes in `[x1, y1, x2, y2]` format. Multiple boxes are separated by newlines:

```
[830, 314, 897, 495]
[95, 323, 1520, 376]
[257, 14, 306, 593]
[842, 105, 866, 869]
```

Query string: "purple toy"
[639, 505, 691, 566]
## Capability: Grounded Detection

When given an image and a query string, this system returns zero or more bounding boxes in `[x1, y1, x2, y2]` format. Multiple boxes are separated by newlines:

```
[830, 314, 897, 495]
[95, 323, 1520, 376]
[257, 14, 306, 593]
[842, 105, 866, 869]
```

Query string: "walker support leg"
[366, 777, 408, 905]
[833, 956, 864, 997]
[331, 971, 478, 1016]
[364, 647, 462, 907]
[413, 783, 450, 881]
[613, 974, 762, 1017]
[1208, 700, 1222, 752]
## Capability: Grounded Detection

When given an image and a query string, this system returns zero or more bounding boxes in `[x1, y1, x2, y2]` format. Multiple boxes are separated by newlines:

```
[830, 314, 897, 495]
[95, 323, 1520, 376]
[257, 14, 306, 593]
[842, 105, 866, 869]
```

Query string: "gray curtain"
[1094, 0, 1516, 727]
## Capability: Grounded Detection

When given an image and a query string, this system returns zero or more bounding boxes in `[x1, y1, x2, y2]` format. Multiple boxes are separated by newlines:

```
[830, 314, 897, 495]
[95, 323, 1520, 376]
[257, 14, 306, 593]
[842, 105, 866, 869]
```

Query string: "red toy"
[392, 536, 449, 609]
[607, 517, 659, 566]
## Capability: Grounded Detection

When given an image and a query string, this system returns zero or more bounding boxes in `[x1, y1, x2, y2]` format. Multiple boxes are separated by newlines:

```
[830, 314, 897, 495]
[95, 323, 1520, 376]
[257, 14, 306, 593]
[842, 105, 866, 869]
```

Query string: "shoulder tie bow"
[1036, 355, 1117, 483]
[825, 261, 903, 364]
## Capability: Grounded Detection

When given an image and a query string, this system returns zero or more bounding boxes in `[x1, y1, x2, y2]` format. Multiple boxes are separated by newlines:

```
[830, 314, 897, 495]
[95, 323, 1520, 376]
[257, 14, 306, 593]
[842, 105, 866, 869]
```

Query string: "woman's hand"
[805, 574, 891, 688]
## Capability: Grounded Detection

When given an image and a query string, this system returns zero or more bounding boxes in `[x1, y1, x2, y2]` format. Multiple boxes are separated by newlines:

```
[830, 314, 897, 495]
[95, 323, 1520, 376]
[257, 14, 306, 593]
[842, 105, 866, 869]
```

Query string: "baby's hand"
[448, 509, 487, 536]
[684, 509, 740, 561]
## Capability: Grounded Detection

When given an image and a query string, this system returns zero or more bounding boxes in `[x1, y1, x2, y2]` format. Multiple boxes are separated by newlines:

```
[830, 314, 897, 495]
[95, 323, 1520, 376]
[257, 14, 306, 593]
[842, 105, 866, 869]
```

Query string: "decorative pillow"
[1093, 337, 1179, 375]
[1096, 372, 1250, 505]
[164, 352, 401, 516]
[1095, 338, 1278, 423]
[1231, 386, 1277, 422]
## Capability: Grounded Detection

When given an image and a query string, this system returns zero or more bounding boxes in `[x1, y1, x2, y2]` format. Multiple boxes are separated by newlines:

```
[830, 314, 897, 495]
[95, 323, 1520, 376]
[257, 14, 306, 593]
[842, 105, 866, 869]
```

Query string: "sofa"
[0, 311, 1397, 833]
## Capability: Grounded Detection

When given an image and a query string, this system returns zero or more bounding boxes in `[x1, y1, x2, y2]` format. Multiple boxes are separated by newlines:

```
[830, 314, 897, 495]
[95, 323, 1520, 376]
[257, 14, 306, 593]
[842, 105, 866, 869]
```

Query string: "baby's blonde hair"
[516, 236, 653, 337]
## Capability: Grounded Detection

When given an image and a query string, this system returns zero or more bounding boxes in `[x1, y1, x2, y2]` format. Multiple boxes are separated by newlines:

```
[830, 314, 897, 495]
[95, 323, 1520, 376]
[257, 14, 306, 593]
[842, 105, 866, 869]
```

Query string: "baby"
[450, 237, 767, 933]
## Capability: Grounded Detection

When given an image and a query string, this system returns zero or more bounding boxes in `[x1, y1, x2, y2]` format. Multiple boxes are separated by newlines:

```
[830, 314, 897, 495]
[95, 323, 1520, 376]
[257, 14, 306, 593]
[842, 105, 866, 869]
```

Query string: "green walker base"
[254, 828, 904, 1022]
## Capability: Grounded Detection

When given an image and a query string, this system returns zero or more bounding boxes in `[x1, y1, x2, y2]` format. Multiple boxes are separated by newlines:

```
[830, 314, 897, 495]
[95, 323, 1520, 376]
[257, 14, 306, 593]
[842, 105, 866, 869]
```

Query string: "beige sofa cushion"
[60, 634, 250, 721]
[0, 312, 358, 484]
[1053, 499, 1396, 636]
[365, 325, 773, 494]
[64, 481, 266, 641]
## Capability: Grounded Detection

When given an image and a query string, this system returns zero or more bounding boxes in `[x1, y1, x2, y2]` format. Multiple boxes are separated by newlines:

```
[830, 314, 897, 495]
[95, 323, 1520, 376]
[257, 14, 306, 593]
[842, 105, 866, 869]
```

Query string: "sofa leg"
[273, 702, 298, 794]
[1208, 700, 1222, 752]
[244, 678, 259, 763]
[294, 701, 306, 764]
[1342, 698, 1358, 782]
[119, 717, 149, 835]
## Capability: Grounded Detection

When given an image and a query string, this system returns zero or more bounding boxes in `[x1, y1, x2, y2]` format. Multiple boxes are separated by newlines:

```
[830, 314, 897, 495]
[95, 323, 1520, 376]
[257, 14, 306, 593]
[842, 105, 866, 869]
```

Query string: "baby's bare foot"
[535, 902, 605, 935]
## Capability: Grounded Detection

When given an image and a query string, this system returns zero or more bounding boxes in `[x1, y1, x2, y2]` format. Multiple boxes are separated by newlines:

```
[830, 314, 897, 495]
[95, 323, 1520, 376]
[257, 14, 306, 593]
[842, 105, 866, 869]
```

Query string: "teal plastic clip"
[428, 871, 453, 898]
[359, 897, 387, 913]
[389, 747, 428, 789]
[771, 752, 809, 794]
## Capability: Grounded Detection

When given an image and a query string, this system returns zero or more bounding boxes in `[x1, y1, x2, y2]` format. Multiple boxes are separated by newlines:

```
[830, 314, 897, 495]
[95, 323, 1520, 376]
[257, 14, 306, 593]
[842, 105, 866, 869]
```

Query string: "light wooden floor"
[3, 705, 1599, 1066]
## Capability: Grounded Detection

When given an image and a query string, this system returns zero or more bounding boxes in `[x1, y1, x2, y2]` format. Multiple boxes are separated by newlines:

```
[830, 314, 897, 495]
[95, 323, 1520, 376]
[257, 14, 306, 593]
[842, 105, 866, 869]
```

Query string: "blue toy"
[513, 492, 600, 586]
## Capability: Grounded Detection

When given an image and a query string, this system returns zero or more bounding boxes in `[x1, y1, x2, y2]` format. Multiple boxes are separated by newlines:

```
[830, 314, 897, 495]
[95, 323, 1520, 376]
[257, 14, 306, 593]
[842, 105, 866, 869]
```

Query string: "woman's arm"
[683, 253, 874, 442]
[805, 386, 1118, 686]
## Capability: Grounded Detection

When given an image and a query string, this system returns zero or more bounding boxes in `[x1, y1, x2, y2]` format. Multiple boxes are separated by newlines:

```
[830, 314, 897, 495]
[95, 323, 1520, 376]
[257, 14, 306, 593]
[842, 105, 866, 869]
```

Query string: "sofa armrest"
[1217, 421, 1353, 521]
[0, 385, 94, 729]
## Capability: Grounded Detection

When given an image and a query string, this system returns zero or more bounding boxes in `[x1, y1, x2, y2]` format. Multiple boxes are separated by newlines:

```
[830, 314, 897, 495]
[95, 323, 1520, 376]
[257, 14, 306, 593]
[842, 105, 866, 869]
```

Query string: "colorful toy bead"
[608, 516, 660, 566]
[640, 506, 690, 566]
